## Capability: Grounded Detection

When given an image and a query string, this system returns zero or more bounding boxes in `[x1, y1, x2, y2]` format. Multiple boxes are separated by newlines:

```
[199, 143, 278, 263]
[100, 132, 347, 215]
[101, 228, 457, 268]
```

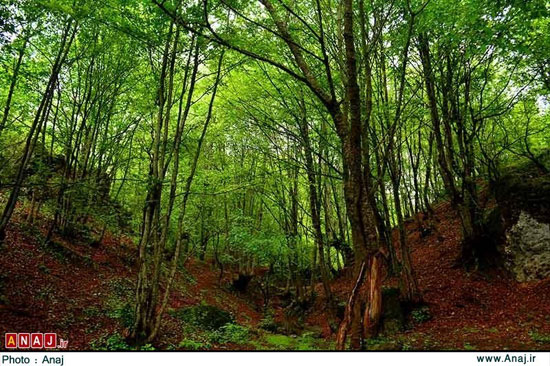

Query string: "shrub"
[106, 299, 135, 328]
[364, 336, 401, 351]
[90, 334, 155, 351]
[265, 334, 293, 349]
[103, 334, 132, 350]
[258, 314, 279, 332]
[174, 304, 234, 330]
[109, 278, 133, 298]
[411, 306, 432, 324]
[209, 324, 250, 345]
[178, 339, 210, 350]
[82, 306, 102, 317]
[262, 333, 322, 350]
[530, 331, 550, 344]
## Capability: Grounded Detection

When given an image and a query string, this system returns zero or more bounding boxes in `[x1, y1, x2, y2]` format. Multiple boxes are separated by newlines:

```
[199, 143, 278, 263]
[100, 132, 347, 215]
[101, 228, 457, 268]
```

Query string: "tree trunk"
[0, 20, 77, 242]
[0, 35, 28, 134]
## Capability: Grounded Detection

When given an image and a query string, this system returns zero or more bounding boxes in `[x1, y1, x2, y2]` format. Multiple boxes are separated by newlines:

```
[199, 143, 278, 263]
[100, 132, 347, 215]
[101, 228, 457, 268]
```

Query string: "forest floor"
[1, 198, 550, 350]
[306, 199, 550, 350]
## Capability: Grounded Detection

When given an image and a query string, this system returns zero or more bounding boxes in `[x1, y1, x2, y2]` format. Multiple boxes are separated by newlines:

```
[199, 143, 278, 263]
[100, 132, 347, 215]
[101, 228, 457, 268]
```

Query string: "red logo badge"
[5, 333, 17, 349]
[31, 333, 43, 349]
[44, 333, 56, 349]
[18, 333, 30, 349]
[4, 332, 66, 349]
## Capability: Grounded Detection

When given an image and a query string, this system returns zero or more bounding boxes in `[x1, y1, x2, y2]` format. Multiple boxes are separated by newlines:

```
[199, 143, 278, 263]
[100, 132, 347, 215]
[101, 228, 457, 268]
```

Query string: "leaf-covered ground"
[0, 199, 549, 350]
[305, 199, 550, 350]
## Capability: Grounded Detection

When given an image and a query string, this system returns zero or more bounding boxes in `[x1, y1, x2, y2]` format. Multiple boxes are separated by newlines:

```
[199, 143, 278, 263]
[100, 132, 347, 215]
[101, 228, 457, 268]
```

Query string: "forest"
[0, 0, 549, 351]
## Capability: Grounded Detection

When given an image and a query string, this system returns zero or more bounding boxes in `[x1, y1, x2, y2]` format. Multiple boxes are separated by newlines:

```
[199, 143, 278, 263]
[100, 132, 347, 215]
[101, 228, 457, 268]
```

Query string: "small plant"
[209, 324, 250, 345]
[530, 331, 550, 344]
[83, 306, 102, 317]
[261, 333, 319, 350]
[464, 326, 480, 333]
[423, 336, 439, 349]
[265, 334, 293, 349]
[259, 313, 279, 332]
[109, 278, 134, 298]
[173, 304, 234, 330]
[103, 334, 132, 350]
[37, 284, 54, 300]
[105, 298, 135, 328]
[89, 334, 130, 350]
[411, 306, 432, 324]
[90, 334, 154, 351]
[364, 336, 400, 351]
[295, 334, 317, 350]
[38, 264, 50, 274]
[178, 339, 210, 350]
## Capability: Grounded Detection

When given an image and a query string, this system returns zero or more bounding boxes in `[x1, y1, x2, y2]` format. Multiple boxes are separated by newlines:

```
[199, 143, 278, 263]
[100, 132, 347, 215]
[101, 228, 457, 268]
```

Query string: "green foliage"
[293, 333, 321, 351]
[258, 313, 279, 332]
[400, 340, 414, 351]
[90, 334, 154, 351]
[530, 331, 550, 344]
[209, 324, 250, 345]
[411, 306, 432, 324]
[38, 263, 50, 274]
[172, 304, 234, 330]
[82, 306, 102, 318]
[104, 279, 135, 328]
[108, 278, 134, 298]
[227, 216, 289, 268]
[364, 337, 401, 351]
[178, 338, 210, 350]
[260, 332, 330, 351]
[264, 334, 293, 349]
[104, 290, 135, 329]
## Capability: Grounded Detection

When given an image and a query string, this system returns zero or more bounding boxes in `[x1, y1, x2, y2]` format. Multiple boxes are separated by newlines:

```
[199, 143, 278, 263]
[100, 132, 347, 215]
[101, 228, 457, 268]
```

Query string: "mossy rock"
[493, 163, 550, 225]
[175, 304, 234, 330]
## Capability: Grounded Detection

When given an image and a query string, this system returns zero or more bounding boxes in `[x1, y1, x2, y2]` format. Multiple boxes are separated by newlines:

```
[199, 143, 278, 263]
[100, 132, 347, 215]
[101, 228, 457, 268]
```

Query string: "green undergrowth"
[171, 303, 234, 330]
[210, 324, 250, 344]
[530, 331, 550, 344]
[90, 334, 155, 351]
[252, 331, 333, 350]
[172, 303, 242, 350]
[105, 278, 135, 328]
[170, 303, 331, 350]
[364, 336, 403, 351]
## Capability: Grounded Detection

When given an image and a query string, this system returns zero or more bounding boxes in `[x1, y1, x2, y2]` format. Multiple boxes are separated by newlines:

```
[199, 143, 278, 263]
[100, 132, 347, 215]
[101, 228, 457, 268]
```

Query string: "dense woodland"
[0, 0, 549, 350]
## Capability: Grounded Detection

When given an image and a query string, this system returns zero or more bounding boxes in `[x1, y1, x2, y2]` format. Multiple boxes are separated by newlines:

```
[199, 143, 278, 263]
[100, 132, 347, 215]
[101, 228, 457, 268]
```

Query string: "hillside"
[1, 195, 549, 351]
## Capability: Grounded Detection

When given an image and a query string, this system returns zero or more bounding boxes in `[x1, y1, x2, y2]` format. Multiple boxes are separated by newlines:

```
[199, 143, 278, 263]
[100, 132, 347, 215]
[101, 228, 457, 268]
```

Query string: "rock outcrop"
[504, 212, 550, 282]
[491, 158, 550, 282]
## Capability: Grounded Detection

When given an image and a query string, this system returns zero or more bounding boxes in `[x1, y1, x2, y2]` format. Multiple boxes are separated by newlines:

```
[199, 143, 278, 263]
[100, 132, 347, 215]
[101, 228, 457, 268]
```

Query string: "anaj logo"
[4, 333, 68, 349]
